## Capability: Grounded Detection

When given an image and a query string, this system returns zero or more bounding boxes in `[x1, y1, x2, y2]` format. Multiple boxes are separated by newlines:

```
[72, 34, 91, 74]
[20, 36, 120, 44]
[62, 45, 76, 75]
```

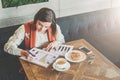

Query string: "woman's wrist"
[20, 50, 29, 57]
[20, 50, 33, 60]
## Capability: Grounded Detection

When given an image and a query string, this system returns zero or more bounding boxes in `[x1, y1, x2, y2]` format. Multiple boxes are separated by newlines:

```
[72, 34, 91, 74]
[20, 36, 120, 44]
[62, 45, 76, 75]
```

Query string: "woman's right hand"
[20, 50, 33, 61]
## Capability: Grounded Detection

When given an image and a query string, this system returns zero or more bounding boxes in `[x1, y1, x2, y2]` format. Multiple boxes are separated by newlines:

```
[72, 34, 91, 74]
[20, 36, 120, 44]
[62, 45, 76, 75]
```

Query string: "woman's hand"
[20, 50, 33, 61]
[46, 41, 60, 51]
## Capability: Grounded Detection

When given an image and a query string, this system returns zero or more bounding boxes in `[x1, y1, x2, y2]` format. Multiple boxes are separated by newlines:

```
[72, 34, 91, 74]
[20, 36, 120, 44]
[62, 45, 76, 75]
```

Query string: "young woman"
[4, 7, 65, 60]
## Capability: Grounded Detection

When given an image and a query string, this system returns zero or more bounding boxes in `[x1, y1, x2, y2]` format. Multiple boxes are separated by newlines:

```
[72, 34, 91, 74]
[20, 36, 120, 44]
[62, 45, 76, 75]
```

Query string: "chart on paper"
[20, 44, 74, 68]
[48, 44, 74, 56]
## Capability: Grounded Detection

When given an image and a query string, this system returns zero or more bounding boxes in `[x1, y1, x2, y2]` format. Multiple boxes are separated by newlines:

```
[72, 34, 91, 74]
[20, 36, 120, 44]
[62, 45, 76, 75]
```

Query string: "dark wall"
[57, 7, 120, 68]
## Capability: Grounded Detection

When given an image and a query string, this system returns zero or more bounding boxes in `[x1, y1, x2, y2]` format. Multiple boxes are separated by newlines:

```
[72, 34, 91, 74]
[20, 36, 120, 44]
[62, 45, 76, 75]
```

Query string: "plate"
[52, 61, 70, 71]
[65, 50, 86, 63]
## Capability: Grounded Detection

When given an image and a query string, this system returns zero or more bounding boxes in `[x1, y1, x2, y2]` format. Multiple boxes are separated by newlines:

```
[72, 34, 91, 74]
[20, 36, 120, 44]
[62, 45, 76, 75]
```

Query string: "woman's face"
[36, 20, 52, 33]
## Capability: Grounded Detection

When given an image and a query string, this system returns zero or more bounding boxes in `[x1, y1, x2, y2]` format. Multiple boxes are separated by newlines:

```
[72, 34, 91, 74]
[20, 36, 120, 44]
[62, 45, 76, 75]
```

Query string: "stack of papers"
[20, 44, 74, 68]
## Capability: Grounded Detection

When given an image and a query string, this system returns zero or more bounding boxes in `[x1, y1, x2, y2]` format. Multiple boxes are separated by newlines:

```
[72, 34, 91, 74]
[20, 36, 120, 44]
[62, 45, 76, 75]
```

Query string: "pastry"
[71, 52, 81, 60]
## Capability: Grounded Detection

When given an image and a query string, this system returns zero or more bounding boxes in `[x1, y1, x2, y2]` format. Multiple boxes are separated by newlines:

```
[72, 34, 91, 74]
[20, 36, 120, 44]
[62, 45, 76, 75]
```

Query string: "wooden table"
[20, 39, 120, 80]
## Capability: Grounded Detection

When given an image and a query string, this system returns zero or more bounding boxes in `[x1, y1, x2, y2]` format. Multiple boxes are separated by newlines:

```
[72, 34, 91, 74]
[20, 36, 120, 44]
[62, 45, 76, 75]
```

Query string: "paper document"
[47, 44, 74, 55]
[20, 44, 74, 68]
[20, 48, 59, 68]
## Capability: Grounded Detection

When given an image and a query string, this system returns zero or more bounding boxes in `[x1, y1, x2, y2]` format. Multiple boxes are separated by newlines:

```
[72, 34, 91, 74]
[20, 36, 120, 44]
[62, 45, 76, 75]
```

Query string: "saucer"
[52, 62, 70, 71]
[65, 50, 87, 63]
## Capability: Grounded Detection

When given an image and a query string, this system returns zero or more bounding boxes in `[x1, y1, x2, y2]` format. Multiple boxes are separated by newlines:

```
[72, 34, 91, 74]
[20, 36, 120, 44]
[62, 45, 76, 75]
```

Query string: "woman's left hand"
[45, 41, 60, 51]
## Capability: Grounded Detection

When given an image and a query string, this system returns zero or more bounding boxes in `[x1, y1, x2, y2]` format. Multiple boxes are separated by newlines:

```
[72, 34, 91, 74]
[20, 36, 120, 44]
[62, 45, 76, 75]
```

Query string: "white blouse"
[4, 24, 65, 56]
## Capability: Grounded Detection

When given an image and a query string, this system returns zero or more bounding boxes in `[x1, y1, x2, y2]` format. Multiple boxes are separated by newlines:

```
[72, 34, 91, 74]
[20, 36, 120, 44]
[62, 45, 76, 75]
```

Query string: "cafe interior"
[0, 0, 120, 80]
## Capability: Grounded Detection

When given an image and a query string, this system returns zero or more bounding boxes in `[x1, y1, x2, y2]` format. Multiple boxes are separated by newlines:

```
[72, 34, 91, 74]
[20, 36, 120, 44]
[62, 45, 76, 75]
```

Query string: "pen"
[26, 50, 35, 57]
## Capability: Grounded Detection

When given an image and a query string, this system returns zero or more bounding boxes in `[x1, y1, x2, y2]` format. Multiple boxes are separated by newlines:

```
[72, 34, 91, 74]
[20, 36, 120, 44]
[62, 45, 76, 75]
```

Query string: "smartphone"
[79, 46, 92, 54]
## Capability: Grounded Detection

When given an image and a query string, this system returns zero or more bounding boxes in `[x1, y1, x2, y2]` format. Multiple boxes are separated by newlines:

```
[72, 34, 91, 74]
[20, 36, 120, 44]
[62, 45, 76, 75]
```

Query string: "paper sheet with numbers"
[20, 44, 74, 68]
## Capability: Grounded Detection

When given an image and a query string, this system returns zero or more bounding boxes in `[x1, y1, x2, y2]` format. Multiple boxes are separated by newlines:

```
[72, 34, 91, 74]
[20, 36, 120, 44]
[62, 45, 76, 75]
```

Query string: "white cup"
[55, 58, 67, 69]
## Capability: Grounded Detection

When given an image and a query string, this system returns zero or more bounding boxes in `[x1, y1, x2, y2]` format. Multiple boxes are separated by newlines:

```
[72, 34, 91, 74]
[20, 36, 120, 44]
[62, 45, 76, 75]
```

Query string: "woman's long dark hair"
[34, 7, 57, 36]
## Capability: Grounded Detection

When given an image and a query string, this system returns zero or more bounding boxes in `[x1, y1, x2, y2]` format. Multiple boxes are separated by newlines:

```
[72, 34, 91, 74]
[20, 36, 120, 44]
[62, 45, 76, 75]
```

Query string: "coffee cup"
[55, 58, 67, 69]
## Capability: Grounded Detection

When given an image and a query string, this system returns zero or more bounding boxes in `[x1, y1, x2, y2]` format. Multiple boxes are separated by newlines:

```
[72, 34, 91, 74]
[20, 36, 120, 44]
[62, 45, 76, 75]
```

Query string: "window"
[1, 0, 49, 8]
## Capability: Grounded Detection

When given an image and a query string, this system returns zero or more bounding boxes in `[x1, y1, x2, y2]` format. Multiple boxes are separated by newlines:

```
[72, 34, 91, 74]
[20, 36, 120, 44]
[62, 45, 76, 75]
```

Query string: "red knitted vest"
[24, 21, 56, 49]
